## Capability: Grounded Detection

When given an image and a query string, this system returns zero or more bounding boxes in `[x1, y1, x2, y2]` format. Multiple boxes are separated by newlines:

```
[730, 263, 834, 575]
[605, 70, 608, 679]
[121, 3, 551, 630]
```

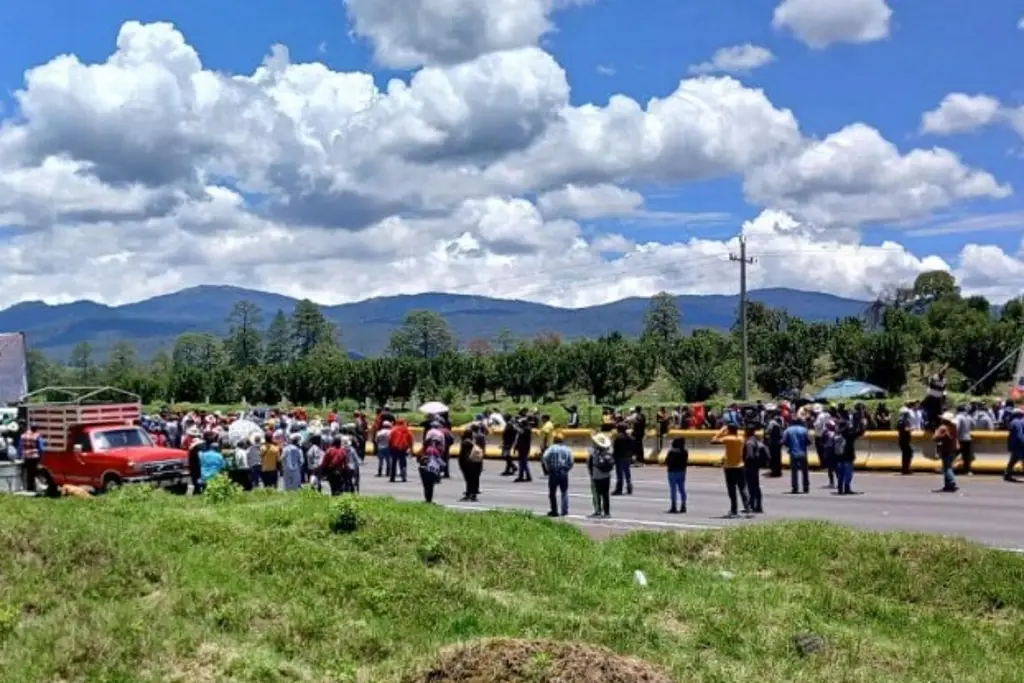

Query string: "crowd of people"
[138, 390, 1024, 520]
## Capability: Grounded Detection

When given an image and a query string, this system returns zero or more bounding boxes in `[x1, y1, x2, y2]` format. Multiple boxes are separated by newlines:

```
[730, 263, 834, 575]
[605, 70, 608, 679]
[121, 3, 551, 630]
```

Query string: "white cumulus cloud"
[0, 18, 1020, 311]
[773, 0, 893, 49]
[920, 93, 1003, 135]
[689, 44, 775, 75]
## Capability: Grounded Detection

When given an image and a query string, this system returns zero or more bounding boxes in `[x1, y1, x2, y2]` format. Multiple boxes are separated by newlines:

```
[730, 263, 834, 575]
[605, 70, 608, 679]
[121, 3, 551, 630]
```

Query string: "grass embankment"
[2, 490, 1022, 682]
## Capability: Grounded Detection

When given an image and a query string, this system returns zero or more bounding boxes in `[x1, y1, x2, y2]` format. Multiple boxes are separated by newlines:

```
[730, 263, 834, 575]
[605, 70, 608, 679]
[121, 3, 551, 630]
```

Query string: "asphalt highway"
[354, 458, 1024, 551]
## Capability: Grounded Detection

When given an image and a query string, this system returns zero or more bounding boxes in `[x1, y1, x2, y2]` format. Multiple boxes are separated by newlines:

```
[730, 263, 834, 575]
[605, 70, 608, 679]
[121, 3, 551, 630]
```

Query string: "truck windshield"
[92, 428, 154, 451]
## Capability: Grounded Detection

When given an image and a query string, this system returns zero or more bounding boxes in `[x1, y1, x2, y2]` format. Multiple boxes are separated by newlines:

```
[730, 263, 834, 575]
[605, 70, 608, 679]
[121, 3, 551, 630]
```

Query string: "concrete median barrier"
[384, 428, 1020, 476]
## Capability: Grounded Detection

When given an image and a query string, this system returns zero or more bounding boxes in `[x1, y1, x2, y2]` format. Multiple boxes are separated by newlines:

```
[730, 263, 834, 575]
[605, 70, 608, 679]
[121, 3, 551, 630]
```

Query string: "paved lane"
[354, 459, 1024, 550]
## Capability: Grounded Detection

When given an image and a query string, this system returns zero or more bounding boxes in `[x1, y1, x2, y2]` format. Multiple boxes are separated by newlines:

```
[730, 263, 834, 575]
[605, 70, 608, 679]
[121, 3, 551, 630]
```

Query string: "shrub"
[203, 475, 243, 503]
[330, 496, 363, 534]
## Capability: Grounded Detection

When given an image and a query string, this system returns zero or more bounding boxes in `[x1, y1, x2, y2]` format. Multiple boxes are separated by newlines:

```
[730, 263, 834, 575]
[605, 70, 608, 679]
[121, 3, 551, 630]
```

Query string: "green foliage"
[330, 496, 364, 533]
[26, 273, 1024, 410]
[2, 494, 1023, 682]
[203, 474, 243, 503]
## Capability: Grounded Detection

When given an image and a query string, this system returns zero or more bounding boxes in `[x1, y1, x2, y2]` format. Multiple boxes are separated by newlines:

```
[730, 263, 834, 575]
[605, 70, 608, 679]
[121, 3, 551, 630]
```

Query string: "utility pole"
[730, 237, 755, 401]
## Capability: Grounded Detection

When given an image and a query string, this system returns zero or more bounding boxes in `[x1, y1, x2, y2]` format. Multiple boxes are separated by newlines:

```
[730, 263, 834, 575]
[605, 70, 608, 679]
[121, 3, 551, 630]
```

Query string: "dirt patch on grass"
[404, 637, 674, 683]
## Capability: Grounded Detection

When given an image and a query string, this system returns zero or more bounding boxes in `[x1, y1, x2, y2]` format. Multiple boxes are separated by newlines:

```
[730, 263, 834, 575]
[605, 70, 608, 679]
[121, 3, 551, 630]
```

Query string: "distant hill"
[0, 286, 870, 361]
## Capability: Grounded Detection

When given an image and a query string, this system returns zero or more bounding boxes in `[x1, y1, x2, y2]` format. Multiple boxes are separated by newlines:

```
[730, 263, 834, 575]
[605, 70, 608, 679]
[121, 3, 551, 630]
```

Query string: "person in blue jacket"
[196, 434, 226, 494]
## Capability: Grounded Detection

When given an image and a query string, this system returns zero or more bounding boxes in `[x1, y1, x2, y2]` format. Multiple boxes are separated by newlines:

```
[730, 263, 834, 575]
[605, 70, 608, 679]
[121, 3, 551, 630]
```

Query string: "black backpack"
[594, 448, 615, 473]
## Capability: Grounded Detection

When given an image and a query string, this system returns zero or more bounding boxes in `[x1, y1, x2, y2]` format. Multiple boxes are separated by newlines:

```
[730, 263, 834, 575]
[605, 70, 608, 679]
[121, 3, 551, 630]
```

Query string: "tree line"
[25, 271, 1024, 407]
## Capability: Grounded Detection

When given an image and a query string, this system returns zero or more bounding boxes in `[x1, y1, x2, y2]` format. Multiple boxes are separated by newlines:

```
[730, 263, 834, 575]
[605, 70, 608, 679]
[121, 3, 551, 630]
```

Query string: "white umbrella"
[227, 419, 263, 447]
[419, 401, 449, 415]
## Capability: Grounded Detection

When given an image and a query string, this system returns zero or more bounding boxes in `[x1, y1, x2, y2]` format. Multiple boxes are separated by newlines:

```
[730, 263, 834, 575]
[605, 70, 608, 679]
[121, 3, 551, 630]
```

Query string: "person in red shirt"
[317, 438, 348, 496]
[388, 419, 414, 483]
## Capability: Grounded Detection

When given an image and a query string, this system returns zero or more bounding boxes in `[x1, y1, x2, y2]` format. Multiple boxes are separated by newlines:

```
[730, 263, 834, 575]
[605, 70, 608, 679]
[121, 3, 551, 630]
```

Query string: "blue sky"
[0, 0, 1021, 306]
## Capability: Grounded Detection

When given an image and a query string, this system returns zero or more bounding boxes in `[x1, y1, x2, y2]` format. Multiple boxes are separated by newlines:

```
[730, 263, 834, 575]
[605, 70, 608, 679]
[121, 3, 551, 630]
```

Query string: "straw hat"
[591, 433, 612, 449]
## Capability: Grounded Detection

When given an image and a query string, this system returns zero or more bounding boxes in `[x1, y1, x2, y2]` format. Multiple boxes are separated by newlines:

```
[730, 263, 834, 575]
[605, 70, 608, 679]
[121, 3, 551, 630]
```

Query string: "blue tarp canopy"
[813, 379, 887, 401]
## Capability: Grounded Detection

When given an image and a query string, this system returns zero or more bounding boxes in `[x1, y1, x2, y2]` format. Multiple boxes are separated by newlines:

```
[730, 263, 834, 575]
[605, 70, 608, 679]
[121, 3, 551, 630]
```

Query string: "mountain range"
[0, 286, 870, 361]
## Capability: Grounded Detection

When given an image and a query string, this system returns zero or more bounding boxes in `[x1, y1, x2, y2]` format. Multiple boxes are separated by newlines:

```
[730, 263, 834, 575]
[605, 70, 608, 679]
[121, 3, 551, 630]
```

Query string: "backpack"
[389, 426, 413, 452]
[421, 445, 444, 478]
[832, 433, 847, 459]
[593, 448, 615, 473]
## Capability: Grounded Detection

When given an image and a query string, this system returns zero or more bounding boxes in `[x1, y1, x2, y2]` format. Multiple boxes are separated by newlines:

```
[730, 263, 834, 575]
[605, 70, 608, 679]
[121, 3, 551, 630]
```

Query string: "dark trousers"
[816, 438, 835, 485]
[790, 455, 810, 493]
[501, 447, 515, 474]
[613, 458, 632, 494]
[420, 468, 438, 502]
[592, 478, 611, 515]
[547, 472, 569, 515]
[22, 458, 38, 492]
[633, 437, 645, 464]
[248, 465, 261, 490]
[261, 471, 279, 489]
[744, 464, 762, 512]
[516, 450, 532, 481]
[769, 443, 783, 476]
[724, 467, 749, 515]
[899, 438, 913, 473]
[389, 451, 408, 482]
[958, 440, 974, 474]
[464, 461, 482, 496]
[327, 472, 345, 496]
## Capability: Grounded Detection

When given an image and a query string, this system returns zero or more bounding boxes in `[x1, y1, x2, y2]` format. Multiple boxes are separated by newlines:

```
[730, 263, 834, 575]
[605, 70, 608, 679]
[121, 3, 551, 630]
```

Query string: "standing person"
[513, 416, 533, 483]
[712, 422, 749, 516]
[281, 434, 304, 491]
[463, 433, 485, 502]
[742, 426, 765, 514]
[387, 418, 413, 483]
[1005, 408, 1024, 482]
[318, 437, 348, 496]
[664, 436, 689, 514]
[417, 440, 445, 503]
[813, 407, 834, 487]
[587, 433, 614, 518]
[186, 427, 204, 494]
[342, 435, 361, 493]
[782, 418, 811, 494]
[764, 410, 784, 477]
[18, 423, 44, 493]
[896, 405, 915, 475]
[500, 415, 518, 476]
[541, 432, 574, 517]
[954, 405, 974, 476]
[537, 414, 555, 466]
[565, 405, 581, 429]
[631, 406, 647, 465]
[935, 412, 960, 493]
[457, 430, 474, 502]
[833, 417, 864, 495]
[375, 421, 392, 479]
[260, 433, 281, 489]
[196, 435, 226, 494]
[655, 407, 671, 457]
[306, 435, 325, 492]
[245, 434, 263, 490]
[611, 423, 634, 496]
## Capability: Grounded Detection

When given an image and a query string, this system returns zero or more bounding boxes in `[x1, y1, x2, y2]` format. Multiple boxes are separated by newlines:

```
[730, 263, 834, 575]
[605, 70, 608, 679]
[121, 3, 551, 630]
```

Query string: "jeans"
[248, 464, 262, 490]
[744, 465, 762, 512]
[836, 461, 854, 493]
[389, 451, 408, 482]
[591, 478, 611, 515]
[516, 451, 532, 481]
[790, 454, 810, 492]
[941, 453, 958, 489]
[668, 470, 686, 509]
[377, 446, 390, 476]
[613, 457, 632, 494]
[724, 467, 748, 514]
[548, 472, 569, 515]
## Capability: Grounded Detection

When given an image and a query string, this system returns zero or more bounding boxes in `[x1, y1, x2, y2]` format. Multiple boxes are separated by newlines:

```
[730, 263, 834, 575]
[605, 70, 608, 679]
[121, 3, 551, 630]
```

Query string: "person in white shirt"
[954, 405, 974, 475]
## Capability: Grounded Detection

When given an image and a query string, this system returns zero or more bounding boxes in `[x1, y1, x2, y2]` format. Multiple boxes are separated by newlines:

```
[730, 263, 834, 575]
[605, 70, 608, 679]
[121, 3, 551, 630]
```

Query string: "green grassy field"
[1, 489, 1022, 682]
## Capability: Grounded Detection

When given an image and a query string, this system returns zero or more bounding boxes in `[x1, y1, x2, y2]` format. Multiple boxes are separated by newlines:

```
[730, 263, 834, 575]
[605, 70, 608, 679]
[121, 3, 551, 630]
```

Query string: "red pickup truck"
[25, 387, 189, 495]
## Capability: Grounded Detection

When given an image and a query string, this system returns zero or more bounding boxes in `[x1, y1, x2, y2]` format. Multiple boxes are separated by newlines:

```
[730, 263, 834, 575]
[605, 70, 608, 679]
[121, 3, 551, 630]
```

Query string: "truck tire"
[101, 474, 122, 493]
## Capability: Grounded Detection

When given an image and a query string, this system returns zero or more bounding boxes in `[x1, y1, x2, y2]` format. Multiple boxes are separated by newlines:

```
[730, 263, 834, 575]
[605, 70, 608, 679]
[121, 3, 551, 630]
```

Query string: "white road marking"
[443, 502, 723, 530]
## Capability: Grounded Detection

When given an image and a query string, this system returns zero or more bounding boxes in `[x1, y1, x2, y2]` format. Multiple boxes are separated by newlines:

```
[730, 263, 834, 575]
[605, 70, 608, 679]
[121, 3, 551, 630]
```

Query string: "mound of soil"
[405, 637, 675, 683]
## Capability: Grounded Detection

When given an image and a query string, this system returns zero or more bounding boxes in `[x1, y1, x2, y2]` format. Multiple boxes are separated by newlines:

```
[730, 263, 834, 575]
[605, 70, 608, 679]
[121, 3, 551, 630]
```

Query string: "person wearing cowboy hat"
[245, 433, 264, 490]
[587, 432, 615, 518]
[934, 411, 960, 492]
